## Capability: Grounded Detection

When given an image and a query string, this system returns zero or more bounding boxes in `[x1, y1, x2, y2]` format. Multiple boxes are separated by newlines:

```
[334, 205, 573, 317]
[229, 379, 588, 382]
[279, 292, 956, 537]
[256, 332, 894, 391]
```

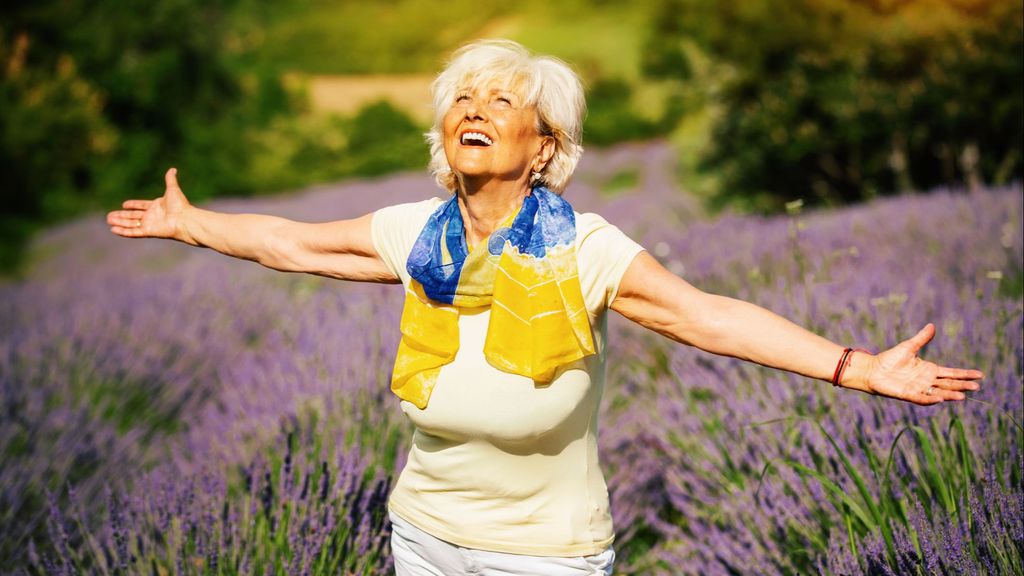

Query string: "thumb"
[903, 323, 935, 354]
[163, 167, 189, 206]
[165, 167, 180, 189]
[165, 167, 181, 193]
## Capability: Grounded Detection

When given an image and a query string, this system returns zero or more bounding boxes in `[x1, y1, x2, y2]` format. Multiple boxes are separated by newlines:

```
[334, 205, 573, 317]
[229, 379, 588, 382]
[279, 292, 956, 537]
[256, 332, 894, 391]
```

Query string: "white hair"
[426, 39, 586, 194]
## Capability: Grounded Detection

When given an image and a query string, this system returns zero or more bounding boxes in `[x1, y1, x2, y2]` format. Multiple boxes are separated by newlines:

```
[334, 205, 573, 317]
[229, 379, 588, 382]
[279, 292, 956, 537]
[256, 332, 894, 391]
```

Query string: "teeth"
[461, 132, 493, 145]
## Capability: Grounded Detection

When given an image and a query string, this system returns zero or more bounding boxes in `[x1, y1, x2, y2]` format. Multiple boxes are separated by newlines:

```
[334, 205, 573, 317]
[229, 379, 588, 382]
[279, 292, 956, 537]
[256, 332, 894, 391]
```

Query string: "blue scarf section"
[406, 186, 577, 304]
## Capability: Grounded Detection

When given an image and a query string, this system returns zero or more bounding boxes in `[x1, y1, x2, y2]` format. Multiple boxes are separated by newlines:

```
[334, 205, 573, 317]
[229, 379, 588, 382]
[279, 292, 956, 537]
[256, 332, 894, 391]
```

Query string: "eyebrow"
[456, 85, 519, 97]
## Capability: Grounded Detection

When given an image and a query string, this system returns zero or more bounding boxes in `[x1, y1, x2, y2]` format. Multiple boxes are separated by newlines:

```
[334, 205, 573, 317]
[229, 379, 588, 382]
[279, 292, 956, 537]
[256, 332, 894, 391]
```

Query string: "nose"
[464, 100, 486, 121]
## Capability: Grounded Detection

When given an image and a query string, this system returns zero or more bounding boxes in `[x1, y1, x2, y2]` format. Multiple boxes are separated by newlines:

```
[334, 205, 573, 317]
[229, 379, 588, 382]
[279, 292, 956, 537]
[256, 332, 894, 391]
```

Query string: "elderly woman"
[107, 40, 982, 575]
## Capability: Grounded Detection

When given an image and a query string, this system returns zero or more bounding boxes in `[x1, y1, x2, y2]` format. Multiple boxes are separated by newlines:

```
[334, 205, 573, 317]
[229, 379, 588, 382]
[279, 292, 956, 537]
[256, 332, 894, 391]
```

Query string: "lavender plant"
[2, 144, 1020, 574]
[600, 185, 1023, 574]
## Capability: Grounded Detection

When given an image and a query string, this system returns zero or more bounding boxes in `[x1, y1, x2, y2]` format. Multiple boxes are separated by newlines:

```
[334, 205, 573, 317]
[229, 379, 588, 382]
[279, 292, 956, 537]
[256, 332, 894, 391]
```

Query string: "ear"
[534, 136, 556, 172]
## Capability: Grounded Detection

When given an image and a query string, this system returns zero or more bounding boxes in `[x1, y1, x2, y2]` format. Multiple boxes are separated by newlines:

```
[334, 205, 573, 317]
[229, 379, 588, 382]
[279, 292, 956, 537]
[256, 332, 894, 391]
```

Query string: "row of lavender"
[601, 187, 1023, 574]
[1, 156, 1020, 574]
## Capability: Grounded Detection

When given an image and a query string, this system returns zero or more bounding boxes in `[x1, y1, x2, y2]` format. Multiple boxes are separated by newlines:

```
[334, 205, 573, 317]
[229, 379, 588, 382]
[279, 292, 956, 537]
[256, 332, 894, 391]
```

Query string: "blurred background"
[2, 0, 1021, 272]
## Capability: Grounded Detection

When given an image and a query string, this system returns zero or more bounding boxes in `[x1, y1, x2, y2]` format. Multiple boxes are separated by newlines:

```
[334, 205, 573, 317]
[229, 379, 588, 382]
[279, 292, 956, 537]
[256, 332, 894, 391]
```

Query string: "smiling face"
[441, 83, 553, 190]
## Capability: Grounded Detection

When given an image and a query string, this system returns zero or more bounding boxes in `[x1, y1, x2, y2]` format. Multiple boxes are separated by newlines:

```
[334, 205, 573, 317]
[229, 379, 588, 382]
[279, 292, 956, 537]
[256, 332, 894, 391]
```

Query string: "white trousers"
[390, 513, 615, 576]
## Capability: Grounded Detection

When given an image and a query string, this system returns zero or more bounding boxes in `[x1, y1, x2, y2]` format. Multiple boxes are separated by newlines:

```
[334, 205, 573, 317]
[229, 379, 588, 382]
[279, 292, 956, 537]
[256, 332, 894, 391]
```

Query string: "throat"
[457, 182, 530, 247]
[462, 204, 521, 249]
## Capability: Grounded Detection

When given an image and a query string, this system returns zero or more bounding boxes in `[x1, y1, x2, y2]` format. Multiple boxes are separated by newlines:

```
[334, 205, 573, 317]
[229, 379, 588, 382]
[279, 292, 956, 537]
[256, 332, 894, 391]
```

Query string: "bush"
[655, 0, 1024, 211]
[0, 0, 258, 271]
[585, 78, 683, 147]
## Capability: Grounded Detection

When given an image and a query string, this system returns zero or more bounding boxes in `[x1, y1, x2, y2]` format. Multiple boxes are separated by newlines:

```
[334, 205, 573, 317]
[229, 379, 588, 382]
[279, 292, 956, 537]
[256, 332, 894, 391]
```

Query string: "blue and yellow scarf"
[391, 187, 595, 408]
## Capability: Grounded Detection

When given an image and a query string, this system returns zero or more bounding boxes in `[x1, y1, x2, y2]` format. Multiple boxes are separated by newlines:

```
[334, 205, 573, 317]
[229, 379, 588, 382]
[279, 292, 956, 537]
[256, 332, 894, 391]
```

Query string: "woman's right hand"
[107, 168, 191, 240]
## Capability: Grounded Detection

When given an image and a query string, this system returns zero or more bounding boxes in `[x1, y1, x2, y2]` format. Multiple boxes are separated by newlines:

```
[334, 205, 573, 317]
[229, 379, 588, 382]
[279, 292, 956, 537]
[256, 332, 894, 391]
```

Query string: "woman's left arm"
[610, 252, 983, 405]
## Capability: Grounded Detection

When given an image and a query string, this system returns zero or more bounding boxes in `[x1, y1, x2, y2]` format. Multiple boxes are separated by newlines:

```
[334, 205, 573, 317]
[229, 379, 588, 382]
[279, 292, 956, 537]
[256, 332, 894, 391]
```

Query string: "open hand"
[862, 323, 983, 405]
[107, 168, 190, 240]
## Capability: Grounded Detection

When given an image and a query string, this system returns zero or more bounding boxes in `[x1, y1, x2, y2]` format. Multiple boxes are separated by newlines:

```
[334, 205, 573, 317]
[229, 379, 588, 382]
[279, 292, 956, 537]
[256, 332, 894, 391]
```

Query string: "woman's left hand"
[856, 323, 983, 405]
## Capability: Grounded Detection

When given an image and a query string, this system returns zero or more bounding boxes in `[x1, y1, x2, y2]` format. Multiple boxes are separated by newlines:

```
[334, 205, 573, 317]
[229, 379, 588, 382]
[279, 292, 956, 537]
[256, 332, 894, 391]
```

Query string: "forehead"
[454, 69, 538, 102]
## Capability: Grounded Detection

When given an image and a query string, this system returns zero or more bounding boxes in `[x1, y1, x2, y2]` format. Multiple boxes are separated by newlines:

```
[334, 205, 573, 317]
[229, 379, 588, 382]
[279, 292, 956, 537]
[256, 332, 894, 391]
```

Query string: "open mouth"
[460, 131, 493, 147]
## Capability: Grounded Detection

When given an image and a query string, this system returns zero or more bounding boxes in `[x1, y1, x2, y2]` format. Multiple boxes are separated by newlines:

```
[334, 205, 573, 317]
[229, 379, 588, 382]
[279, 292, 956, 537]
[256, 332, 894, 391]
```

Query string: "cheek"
[440, 115, 459, 157]
[441, 109, 461, 139]
[506, 114, 540, 143]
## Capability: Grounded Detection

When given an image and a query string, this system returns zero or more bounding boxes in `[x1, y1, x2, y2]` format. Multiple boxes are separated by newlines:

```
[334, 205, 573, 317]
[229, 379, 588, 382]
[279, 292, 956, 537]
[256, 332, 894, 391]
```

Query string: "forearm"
[178, 206, 297, 269]
[614, 253, 978, 403]
[674, 294, 873, 391]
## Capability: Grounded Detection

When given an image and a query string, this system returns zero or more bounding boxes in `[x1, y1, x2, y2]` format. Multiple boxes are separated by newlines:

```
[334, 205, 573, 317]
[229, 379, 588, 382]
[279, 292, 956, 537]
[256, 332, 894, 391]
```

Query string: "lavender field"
[2, 143, 1021, 575]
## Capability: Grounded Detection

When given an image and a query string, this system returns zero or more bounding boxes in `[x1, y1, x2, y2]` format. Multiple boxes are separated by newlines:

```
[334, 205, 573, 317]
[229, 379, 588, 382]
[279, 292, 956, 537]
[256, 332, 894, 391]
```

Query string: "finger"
[165, 167, 180, 191]
[915, 380, 974, 404]
[903, 323, 935, 354]
[936, 366, 984, 380]
[106, 209, 142, 223]
[935, 378, 981, 392]
[933, 388, 966, 402]
[107, 214, 142, 228]
[911, 385, 947, 405]
[110, 225, 145, 237]
[122, 199, 153, 210]
[912, 393, 945, 406]
[108, 210, 143, 221]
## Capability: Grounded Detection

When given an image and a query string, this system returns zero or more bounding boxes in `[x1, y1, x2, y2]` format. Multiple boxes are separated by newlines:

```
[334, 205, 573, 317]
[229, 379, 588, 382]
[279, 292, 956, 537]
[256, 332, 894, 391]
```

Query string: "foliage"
[0, 32, 115, 270]
[653, 0, 1024, 211]
[584, 78, 686, 146]
[244, 101, 428, 196]
[0, 0, 252, 271]
[341, 101, 429, 178]
[0, 0, 437, 274]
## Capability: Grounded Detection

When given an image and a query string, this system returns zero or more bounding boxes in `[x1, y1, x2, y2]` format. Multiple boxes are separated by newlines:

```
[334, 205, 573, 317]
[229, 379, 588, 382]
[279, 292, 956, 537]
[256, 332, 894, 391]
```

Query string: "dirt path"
[289, 74, 435, 123]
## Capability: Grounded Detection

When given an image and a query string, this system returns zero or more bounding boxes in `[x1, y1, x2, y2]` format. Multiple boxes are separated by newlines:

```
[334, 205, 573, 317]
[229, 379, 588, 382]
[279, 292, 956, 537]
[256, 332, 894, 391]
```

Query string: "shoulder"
[573, 212, 641, 253]
[574, 212, 612, 242]
[573, 211, 646, 312]
[573, 210, 643, 253]
[374, 197, 446, 228]
[372, 196, 446, 283]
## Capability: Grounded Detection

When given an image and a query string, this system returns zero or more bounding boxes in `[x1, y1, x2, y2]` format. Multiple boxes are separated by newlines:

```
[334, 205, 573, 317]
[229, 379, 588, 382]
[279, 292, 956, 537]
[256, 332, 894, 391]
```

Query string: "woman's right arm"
[106, 168, 399, 283]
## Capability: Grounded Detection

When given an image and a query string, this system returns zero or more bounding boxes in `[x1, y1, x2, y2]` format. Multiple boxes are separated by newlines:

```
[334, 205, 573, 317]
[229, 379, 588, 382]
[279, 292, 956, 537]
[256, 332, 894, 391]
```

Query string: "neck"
[456, 175, 532, 247]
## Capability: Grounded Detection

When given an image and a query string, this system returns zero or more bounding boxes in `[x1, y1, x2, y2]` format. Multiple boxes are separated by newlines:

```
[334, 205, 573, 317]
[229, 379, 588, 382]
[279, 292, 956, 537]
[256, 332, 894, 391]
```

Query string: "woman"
[107, 40, 983, 575]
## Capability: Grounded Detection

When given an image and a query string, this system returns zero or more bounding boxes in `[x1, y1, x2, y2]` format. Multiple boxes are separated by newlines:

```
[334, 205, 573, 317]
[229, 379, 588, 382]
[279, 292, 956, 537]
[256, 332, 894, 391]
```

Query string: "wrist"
[838, 350, 875, 393]
[177, 205, 200, 246]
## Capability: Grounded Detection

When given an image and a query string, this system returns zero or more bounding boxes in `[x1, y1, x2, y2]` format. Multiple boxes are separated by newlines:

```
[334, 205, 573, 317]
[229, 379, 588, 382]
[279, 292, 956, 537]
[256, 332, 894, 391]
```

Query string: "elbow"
[664, 295, 731, 351]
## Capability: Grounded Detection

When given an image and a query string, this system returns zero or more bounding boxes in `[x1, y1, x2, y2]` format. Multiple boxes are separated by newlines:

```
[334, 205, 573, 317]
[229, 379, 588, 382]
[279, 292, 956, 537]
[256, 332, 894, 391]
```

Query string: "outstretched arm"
[610, 252, 983, 405]
[107, 169, 398, 283]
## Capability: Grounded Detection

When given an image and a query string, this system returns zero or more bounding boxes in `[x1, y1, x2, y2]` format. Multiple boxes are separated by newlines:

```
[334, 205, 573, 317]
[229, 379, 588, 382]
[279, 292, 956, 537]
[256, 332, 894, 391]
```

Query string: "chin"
[451, 163, 492, 179]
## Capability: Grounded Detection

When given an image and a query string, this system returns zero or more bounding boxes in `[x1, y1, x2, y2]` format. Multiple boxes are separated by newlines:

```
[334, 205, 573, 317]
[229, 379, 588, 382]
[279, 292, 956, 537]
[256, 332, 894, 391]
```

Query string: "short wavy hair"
[426, 39, 586, 194]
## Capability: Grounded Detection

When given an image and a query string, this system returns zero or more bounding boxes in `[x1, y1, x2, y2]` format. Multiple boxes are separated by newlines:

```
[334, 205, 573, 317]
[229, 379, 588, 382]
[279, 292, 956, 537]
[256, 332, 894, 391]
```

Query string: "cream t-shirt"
[372, 197, 645, 557]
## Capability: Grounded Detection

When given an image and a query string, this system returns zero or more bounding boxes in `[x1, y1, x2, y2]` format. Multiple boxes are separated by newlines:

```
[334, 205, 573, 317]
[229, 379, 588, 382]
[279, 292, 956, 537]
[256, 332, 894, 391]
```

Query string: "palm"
[865, 324, 983, 405]
[107, 168, 190, 239]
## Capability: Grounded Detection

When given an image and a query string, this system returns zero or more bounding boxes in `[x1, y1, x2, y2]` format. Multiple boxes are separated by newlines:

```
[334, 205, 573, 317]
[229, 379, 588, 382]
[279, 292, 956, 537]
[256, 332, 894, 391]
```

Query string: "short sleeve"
[371, 198, 444, 285]
[575, 213, 645, 315]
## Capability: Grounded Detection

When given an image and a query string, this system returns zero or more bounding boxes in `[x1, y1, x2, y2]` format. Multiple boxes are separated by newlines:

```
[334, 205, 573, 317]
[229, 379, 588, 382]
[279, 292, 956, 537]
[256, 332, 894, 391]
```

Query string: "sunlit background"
[1, 1, 1022, 574]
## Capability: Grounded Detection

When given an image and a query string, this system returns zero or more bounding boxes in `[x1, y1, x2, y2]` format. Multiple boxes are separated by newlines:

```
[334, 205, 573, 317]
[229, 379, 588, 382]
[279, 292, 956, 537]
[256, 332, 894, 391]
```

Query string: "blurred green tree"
[0, 0, 257, 268]
[654, 0, 1023, 211]
[0, 32, 115, 268]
